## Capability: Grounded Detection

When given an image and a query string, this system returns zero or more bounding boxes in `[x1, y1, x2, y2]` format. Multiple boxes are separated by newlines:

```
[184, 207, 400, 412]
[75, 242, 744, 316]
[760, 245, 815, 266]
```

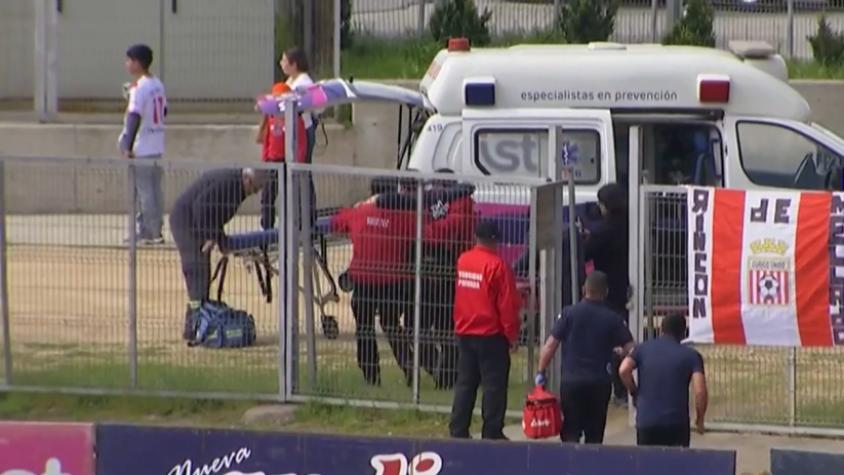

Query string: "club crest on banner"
[747, 238, 791, 306]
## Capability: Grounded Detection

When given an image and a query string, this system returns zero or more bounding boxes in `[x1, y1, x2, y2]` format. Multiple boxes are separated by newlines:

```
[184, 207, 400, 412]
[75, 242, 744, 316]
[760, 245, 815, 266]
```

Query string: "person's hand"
[695, 415, 705, 435]
[122, 150, 134, 159]
[201, 240, 216, 254]
[534, 371, 547, 387]
[509, 342, 519, 354]
[355, 195, 378, 208]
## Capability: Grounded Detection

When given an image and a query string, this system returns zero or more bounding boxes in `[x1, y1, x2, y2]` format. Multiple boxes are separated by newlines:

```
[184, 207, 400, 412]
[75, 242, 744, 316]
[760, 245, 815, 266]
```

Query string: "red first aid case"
[522, 385, 562, 439]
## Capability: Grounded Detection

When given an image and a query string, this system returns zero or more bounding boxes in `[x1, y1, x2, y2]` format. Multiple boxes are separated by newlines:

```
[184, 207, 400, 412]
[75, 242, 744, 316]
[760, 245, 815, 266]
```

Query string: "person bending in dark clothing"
[535, 271, 634, 444]
[620, 314, 708, 447]
[584, 183, 630, 406]
[170, 168, 272, 340]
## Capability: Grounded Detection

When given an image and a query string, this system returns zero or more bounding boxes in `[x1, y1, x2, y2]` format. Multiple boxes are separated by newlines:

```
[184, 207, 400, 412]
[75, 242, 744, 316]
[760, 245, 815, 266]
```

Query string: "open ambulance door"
[461, 108, 614, 192]
[723, 116, 844, 191]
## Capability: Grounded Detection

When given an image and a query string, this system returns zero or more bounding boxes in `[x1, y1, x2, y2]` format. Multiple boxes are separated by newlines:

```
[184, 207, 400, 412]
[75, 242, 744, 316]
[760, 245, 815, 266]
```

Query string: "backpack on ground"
[187, 301, 257, 349]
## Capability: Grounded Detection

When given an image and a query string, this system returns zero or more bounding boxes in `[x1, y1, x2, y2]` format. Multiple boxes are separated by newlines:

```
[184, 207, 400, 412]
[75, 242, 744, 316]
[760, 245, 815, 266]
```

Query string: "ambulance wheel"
[322, 316, 339, 340]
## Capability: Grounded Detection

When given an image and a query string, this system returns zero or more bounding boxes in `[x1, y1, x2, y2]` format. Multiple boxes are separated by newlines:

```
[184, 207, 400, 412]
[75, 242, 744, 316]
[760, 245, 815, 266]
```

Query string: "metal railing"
[0, 156, 562, 415]
[638, 185, 844, 435]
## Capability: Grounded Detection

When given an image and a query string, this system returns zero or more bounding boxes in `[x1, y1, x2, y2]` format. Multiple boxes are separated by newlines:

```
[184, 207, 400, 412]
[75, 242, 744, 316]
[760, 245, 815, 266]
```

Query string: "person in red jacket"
[258, 82, 308, 230]
[449, 220, 522, 440]
[420, 170, 477, 390]
[331, 179, 417, 386]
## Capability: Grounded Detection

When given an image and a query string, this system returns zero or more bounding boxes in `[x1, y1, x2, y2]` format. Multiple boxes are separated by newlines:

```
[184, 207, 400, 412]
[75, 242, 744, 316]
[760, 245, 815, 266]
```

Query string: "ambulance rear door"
[461, 108, 615, 200]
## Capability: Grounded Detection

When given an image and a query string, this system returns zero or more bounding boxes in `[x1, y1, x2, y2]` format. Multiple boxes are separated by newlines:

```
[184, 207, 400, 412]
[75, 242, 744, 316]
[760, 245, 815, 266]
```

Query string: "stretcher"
[211, 223, 341, 339]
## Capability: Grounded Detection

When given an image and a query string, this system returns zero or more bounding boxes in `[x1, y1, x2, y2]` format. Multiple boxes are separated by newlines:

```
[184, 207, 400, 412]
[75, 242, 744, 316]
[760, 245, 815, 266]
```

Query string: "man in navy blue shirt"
[619, 314, 709, 447]
[535, 271, 634, 444]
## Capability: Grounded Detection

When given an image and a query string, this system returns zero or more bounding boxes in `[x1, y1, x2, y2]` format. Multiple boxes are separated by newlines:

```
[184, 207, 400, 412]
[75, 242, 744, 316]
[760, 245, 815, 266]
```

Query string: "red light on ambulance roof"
[448, 37, 470, 52]
[698, 74, 731, 103]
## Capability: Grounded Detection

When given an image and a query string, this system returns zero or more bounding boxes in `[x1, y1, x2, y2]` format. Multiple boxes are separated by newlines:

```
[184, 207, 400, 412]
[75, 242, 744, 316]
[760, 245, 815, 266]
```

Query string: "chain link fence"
[640, 186, 844, 432]
[0, 156, 559, 414]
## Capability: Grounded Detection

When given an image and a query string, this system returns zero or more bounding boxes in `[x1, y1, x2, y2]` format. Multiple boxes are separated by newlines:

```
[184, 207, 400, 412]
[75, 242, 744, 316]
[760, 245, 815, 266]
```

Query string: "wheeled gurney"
[211, 220, 341, 339]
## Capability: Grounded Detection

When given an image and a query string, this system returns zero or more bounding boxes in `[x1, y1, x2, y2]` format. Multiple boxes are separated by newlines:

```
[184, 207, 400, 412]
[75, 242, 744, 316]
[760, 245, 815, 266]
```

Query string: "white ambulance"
[397, 39, 844, 198]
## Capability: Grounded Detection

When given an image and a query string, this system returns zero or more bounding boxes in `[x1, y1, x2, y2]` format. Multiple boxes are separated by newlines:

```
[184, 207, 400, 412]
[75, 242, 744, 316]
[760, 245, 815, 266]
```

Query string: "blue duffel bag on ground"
[187, 301, 257, 349]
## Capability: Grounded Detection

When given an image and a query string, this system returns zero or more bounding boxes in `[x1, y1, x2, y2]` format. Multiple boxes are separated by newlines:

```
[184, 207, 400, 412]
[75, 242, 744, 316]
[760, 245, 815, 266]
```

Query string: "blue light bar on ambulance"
[464, 77, 496, 106]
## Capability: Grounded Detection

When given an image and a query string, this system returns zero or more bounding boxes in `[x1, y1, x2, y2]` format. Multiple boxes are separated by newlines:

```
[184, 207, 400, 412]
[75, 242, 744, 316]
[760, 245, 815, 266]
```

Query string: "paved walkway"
[500, 408, 844, 475]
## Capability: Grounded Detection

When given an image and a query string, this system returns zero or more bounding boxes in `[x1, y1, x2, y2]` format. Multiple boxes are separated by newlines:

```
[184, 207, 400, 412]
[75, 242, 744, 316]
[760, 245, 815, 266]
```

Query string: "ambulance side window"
[738, 121, 844, 191]
[474, 128, 548, 178]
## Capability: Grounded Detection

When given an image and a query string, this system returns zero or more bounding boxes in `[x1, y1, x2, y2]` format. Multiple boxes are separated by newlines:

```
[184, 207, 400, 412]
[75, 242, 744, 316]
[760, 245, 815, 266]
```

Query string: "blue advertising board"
[771, 448, 844, 475]
[96, 424, 736, 475]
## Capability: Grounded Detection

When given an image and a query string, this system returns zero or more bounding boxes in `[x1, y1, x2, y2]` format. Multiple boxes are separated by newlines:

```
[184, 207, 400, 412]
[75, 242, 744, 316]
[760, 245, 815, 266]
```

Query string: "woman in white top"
[280, 47, 316, 164]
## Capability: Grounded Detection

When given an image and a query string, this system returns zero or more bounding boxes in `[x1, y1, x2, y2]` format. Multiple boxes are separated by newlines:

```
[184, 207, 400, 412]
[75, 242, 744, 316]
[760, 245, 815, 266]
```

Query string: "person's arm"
[692, 353, 708, 434]
[535, 310, 567, 386]
[537, 335, 560, 375]
[496, 264, 522, 348]
[256, 115, 269, 144]
[331, 208, 354, 234]
[120, 86, 145, 157]
[619, 355, 638, 401]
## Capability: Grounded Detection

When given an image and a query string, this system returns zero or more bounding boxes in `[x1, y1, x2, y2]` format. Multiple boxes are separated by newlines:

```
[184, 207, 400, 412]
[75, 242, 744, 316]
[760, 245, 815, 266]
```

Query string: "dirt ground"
[2, 214, 843, 474]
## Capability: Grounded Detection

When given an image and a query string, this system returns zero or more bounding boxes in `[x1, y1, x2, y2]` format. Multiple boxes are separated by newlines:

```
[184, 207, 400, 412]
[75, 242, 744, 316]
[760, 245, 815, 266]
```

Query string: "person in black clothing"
[620, 314, 708, 447]
[584, 183, 630, 406]
[170, 168, 272, 339]
[535, 271, 634, 444]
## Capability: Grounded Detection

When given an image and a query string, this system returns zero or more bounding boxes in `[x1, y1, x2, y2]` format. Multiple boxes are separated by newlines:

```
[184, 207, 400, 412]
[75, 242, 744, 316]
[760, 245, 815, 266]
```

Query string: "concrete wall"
[0, 0, 274, 100]
[2, 80, 844, 214]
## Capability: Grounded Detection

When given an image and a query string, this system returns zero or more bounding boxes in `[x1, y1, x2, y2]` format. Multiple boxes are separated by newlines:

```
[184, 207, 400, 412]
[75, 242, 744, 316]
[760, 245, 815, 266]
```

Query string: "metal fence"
[638, 185, 844, 435]
[352, 0, 844, 59]
[0, 156, 561, 415]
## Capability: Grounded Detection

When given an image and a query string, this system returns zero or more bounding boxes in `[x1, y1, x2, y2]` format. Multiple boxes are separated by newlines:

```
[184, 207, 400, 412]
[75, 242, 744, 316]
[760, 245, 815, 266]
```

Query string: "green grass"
[787, 59, 844, 79]
[342, 36, 844, 80]
[0, 391, 485, 438]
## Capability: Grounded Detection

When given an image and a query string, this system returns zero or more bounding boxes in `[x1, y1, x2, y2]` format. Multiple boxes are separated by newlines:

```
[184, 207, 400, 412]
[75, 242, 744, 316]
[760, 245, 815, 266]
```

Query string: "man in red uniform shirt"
[331, 179, 417, 386]
[420, 171, 477, 390]
[449, 220, 522, 440]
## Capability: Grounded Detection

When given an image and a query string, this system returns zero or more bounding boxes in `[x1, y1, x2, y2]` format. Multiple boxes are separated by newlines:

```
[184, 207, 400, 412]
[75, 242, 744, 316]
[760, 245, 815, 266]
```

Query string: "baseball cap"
[126, 44, 153, 69]
[475, 220, 501, 242]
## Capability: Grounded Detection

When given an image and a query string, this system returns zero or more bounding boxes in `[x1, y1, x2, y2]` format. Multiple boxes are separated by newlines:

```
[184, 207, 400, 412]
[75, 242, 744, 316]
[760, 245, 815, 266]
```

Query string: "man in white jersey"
[119, 44, 167, 245]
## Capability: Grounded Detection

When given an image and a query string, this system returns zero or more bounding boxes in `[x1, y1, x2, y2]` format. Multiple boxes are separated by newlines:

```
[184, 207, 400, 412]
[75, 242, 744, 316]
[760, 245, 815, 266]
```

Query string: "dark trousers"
[637, 424, 691, 447]
[610, 352, 627, 400]
[419, 277, 458, 389]
[350, 281, 413, 386]
[260, 168, 317, 232]
[169, 213, 210, 302]
[559, 381, 612, 444]
[449, 335, 511, 440]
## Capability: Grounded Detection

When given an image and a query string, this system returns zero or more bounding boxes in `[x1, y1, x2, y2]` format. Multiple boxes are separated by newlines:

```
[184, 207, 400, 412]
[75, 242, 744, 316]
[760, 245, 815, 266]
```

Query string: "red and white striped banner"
[687, 187, 844, 347]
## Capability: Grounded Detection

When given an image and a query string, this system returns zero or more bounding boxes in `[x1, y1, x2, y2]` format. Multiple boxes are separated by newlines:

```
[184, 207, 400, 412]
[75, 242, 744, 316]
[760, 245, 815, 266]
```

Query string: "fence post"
[527, 186, 538, 380]
[417, 0, 426, 36]
[278, 162, 288, 401]
[0, 161, 12, 386]
[34, 0, 58, 122]
[651, 0, 659, 43]
[334, 0, 341, 78]
[412, 181, 424, 404]
[788, 347, 797, 426]
[786, 0, 795, 59]
[301, 172, 317, 389]
[158, 0, 166, 84]
[564, 169, 579, 304]
[127, 164, 139, 388]
[284, 97, 300, 398]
